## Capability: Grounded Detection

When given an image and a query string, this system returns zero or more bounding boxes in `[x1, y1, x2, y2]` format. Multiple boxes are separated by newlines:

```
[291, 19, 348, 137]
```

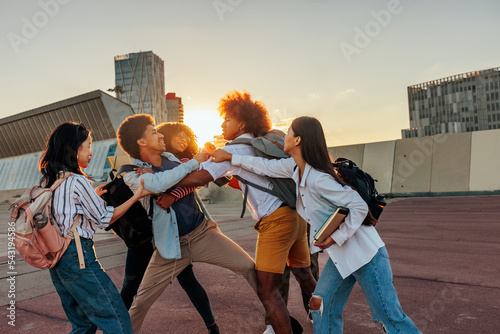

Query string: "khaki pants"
[129, 219, 257, 333]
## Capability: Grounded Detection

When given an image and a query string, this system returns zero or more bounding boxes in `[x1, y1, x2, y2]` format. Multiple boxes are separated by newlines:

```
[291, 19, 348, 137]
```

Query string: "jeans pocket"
[379, 247, 390, 260]
[57, 253, 83, 282]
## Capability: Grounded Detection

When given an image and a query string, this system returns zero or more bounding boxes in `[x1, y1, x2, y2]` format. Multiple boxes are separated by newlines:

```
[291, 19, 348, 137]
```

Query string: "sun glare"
[184, 109, 223, 147]
[184, 109, 293, 148]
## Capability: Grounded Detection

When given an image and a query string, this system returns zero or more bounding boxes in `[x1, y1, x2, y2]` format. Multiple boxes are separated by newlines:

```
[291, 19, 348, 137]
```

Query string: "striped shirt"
[51, 174, 114, 239]
[169, 158, 197, 200]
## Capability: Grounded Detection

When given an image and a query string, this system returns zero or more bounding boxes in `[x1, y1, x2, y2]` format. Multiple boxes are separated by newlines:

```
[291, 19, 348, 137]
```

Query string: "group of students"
[40, 90, 421, 333]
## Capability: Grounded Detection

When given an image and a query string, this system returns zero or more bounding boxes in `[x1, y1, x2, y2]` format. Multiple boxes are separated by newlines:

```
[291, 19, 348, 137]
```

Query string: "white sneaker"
[263, 325, 275, 334]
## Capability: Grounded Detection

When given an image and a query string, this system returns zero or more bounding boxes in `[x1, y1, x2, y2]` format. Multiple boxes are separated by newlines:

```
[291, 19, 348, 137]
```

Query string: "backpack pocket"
[37, 221, 66, 254]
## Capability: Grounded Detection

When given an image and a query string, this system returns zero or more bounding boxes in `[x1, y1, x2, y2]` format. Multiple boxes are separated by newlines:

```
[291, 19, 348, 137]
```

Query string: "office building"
[402, 67, 500, 138]
[113, 51, 168, 123]
[165, 92, 184, 123]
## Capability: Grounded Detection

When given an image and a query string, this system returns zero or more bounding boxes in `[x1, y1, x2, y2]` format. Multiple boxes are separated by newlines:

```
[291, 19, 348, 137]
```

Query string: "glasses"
[77, 122, 87, 131]
[175, 132, 191, 143]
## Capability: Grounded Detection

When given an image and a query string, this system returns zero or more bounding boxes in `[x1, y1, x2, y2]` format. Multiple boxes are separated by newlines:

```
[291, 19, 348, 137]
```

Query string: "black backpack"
[332, 158, 387, 226]
[101, 164, 154, 248]
[226, 130, 297, 218]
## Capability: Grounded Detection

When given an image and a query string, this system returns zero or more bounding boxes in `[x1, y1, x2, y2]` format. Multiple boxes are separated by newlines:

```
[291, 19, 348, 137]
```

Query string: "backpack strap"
[67, 215, 85, 269]
[50, 172, 75, 191]
[46, 173, 85, 268]
[226, 137, 252, 146]
[110, 164, 140, 180]
[262, 130, 285, 151]
[233, 175, 274, 218]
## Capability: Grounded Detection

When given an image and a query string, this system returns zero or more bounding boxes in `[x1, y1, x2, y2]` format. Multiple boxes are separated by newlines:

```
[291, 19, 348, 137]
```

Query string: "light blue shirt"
[123, 152, 212, 259]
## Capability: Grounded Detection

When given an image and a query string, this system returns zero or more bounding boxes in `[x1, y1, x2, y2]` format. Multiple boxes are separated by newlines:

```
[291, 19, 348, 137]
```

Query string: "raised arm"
[124, 158, 201, 194]
[222, 151, 296, 179]
[174, 169, 214, 187]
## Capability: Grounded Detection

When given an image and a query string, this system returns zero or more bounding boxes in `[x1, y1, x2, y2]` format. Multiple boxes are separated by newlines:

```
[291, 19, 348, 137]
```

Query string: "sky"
[1, 0, 499, 146]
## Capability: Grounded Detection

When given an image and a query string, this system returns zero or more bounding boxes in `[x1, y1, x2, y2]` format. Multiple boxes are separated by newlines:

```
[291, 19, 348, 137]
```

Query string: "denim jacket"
[123, 152, 212, 259]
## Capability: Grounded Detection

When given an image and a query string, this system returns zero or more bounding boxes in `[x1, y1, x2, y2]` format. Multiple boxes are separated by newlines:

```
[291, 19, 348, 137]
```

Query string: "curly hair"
[218, 90, 272, 137]
[156, 122, 199, 159]
[117, 114, 155, 159]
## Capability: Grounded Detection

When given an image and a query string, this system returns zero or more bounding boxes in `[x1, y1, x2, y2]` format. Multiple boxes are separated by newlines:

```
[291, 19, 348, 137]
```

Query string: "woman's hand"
[193, 152, 208, 163]
[134, 178, 153, 199]
[314, 237, 336, 250]
[134, 167, 154, 177]
[95, 184, 107, 197]
[209, 149, 232, 163]
[203, 142, 216, 153]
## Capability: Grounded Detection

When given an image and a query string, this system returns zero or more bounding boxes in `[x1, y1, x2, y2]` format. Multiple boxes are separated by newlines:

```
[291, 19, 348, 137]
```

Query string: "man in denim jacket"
[117, 114, 258, 333]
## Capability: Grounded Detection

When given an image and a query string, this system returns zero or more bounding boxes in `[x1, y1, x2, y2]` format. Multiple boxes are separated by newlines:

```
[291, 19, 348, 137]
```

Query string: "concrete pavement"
[2, 196, 500, 333]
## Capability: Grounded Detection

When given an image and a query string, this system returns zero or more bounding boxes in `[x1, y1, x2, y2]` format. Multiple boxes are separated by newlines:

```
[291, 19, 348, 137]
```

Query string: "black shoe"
[207, 323, 220, 334]
[290, 316, 303, 334]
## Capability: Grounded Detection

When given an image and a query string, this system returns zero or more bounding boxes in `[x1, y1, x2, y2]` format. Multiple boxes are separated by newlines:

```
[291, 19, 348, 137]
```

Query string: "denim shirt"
[123, 152, 212, 259]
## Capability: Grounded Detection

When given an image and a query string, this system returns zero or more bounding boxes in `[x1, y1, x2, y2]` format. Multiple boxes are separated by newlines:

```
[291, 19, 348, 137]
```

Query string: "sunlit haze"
[184, 109, 222, 146]
[1, 1, 498, 147]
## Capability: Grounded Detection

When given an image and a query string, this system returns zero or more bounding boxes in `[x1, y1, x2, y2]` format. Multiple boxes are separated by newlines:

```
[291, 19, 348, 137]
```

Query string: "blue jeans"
[120, 242, 215, 326]
[50, 238, 132, 334]
[310, 247, 420, 334]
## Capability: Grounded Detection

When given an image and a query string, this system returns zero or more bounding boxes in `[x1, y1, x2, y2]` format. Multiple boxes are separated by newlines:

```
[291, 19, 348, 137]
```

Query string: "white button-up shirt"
[232, 155, 385, 278]
[200, 133, 282, 220]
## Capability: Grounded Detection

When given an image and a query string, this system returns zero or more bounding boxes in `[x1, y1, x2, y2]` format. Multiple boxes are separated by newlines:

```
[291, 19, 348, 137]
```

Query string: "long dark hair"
[291, 116, 345, 186]
[39, 122, 90, 187]
[156, 122, 199, 159]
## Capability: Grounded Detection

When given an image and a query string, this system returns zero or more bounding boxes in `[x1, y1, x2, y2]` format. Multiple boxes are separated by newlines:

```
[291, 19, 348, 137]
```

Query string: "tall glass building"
[402, 67, 500, 138]
[114, 51, 167, 123]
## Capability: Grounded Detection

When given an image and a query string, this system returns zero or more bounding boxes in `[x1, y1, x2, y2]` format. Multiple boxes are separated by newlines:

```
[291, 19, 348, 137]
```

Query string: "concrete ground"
[1, 196, 500, 333]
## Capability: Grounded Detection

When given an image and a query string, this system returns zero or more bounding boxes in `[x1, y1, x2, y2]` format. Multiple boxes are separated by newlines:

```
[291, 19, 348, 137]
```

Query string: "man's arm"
[174, 169, 214, 187]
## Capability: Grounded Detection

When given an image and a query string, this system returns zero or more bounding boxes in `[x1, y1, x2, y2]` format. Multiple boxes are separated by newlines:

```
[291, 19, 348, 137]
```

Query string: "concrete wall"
[362, 141, 395, 194]
[470, 129, 500, 191]
[329, 128, 500, 196]
[391, 137, 433, 193]
[430, 132, 471, 192]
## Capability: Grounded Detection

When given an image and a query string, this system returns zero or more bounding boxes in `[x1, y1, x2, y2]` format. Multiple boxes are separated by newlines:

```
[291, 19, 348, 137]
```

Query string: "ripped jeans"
[310, 247, 420, 333]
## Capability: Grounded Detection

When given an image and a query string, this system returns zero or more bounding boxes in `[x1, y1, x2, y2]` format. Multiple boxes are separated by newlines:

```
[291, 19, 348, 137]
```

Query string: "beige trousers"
[129, 219, 258, 332]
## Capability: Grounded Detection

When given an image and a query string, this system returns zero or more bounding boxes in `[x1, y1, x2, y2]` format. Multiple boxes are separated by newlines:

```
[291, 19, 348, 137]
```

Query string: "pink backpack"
[10, 173, 85, 269]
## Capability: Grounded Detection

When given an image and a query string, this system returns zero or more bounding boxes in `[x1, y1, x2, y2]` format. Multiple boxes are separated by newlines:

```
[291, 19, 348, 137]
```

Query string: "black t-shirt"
[151, 157, 203, 236]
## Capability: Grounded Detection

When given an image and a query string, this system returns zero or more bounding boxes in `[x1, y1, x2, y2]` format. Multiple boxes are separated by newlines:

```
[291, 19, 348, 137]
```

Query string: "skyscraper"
[165, 92, 184, 123]
[402, 67, 500, 138]
[113, 51, 167, 123]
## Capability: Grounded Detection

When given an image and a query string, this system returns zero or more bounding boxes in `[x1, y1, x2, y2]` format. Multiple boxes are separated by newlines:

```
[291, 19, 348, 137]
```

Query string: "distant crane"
[108, 86, 124, 99]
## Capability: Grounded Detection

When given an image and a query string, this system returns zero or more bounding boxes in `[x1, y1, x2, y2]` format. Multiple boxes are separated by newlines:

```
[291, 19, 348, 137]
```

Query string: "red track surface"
[7, 196, 500, 333]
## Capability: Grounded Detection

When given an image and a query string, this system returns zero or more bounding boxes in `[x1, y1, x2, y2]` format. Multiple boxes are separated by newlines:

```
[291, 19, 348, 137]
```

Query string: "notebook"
[313, 207, 349, 244]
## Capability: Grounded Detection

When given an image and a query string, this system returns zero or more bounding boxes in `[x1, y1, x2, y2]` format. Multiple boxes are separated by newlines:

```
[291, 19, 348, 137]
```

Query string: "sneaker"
[290, 316, 303, 334]
[263, 325, 275, 334]
[207, 323, 220, 334]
